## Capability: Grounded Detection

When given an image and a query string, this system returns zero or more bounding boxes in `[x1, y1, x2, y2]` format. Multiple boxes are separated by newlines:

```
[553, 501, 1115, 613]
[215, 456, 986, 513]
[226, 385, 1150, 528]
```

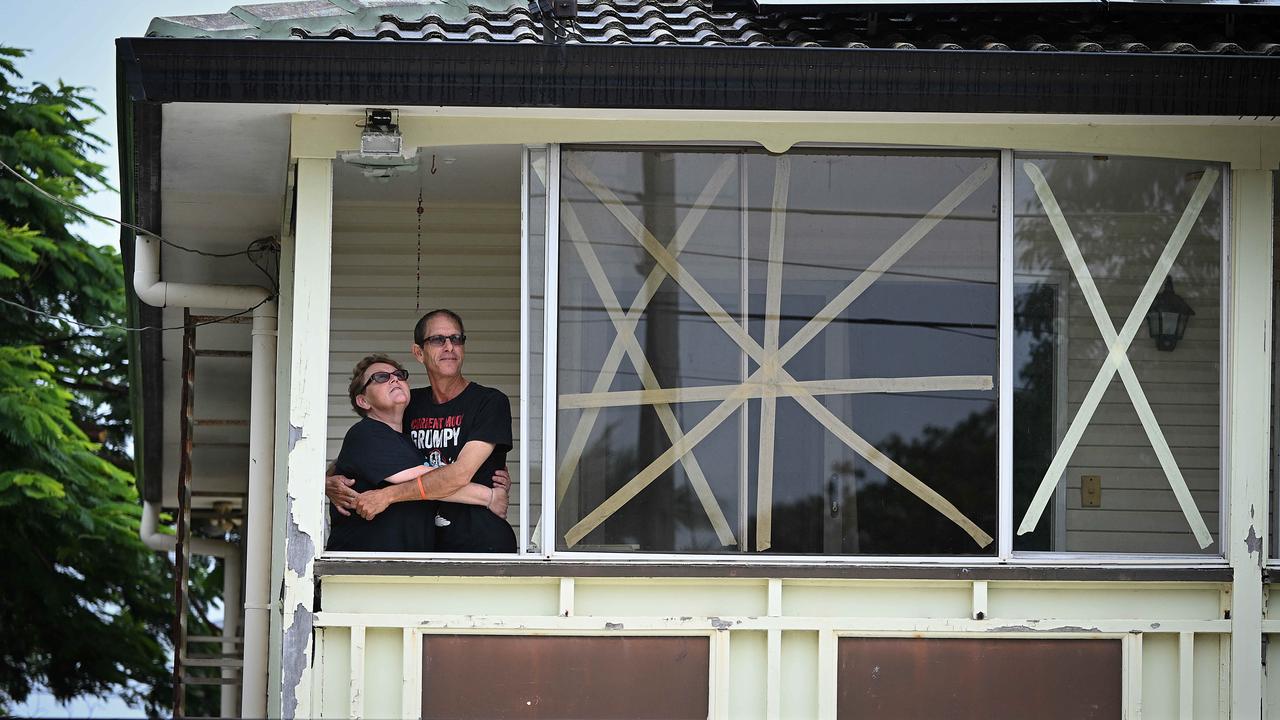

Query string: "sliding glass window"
[551, 147, 1001, 555]
[1011, 155, 1223, 555]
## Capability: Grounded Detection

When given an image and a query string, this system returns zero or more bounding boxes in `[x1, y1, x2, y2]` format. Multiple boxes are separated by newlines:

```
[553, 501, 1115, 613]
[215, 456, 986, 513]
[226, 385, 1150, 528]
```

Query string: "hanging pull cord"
[416, 189, 424, 311]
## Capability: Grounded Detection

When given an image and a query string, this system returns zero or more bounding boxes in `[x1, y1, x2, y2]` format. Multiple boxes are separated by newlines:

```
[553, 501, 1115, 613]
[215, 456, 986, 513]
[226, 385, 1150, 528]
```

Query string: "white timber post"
[1228, 166, 1272, 720]
[267, 155, 333, 719]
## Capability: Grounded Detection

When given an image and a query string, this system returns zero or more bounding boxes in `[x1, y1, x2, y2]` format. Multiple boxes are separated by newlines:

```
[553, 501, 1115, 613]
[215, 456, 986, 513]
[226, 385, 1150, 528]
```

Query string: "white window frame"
[539, 144, 562, 558]
[1004, 150, 1230, 566]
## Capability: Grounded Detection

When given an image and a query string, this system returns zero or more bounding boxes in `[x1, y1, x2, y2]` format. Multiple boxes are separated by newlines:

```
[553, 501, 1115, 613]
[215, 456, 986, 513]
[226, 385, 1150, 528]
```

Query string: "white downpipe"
[240, 308, 276, 720]
[133, 235, 271, 310]
[133, 232, 277, 719]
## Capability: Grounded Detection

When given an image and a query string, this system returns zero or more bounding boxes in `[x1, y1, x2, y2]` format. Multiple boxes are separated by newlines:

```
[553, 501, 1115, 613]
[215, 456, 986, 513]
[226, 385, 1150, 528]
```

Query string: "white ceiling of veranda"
[153, 102, 518, 508]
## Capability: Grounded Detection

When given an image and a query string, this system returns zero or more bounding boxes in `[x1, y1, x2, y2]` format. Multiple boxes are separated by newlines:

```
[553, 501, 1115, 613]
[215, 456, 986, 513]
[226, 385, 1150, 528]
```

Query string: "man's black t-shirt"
[406, 382, 516, 552]
[326, 417, 437, 552]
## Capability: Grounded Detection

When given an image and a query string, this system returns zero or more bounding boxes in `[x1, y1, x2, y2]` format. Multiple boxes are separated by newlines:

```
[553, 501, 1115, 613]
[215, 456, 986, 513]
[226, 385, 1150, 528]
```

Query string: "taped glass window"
[554, 147, 1000, 555]
[1012, 155, 1224, 555]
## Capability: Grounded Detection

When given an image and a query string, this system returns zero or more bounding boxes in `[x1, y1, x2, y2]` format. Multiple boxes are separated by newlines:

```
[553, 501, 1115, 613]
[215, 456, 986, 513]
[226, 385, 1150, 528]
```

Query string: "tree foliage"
[0, 46, 208, 717]
[0, 47, 129, 461]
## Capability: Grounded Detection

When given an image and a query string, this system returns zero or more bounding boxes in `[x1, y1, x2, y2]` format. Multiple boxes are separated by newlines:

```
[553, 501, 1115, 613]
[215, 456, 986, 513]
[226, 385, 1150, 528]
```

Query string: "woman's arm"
[360, 468, 509, 519]
[358, 464, 510, 520]
[440, 481, 509, 520]
[354, 441, 494, 520]
[384, 464, 429, 485]
[349, 464, 431, 521]
[354, 474, 509, 521]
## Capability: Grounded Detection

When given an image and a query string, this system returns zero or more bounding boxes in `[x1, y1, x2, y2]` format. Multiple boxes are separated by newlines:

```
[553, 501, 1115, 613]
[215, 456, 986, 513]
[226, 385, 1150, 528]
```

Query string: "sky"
[4, 2, 232, 716]
[5, 0, 227, 249]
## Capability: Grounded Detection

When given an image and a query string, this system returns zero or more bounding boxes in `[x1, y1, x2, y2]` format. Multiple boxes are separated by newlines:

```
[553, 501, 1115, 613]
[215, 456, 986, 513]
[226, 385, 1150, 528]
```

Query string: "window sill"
[314, 557, 1233, 583]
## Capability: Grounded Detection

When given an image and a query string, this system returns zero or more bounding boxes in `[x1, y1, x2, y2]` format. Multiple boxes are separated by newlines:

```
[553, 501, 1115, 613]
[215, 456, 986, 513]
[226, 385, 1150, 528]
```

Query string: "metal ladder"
[173, 309, 251, 718]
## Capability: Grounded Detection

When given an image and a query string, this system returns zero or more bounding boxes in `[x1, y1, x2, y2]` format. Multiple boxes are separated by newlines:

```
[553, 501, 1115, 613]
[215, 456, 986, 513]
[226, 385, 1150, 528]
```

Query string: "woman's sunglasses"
[359, 368, 409, 393]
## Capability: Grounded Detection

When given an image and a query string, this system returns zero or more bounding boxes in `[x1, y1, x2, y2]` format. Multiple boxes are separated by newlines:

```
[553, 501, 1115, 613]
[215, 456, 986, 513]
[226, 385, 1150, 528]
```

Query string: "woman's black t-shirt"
[326, 417, 437, 552]
[406, 382, 516, 552]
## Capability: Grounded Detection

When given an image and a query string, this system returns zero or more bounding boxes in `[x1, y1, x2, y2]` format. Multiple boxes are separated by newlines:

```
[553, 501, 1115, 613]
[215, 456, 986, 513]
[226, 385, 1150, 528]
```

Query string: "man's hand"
[491, 466, 511, 492]
[354, 486, 394, 521]
[326, 473, 358, 516]
[487, 482, 509, 519]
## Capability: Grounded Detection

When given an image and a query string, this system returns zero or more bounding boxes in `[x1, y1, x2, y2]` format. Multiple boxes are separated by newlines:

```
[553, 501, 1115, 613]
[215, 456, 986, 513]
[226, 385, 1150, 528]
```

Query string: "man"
[326, 309, 517, 552]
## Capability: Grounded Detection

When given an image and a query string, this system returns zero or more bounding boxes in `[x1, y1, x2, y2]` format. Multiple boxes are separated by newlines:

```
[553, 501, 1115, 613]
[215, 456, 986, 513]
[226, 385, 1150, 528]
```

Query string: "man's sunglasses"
[359, 368, 409, 393]
[421, 334, 467, 348]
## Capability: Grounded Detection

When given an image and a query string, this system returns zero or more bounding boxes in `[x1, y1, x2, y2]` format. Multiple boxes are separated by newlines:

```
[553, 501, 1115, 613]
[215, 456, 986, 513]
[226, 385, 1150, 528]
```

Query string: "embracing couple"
[324, 309, 517, 553]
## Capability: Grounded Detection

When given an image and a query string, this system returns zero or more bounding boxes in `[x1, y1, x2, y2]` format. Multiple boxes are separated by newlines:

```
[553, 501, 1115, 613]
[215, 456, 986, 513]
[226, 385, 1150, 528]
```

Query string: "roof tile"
[147, 0, 1280, 55]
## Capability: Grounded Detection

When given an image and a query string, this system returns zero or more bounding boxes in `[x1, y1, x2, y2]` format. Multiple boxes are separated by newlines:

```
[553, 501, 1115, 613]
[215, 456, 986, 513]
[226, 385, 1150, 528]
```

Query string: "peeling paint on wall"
[286, 494, 315, 576]
[287, 423, 303, 452]
[1245, 524, 1262, 556]
[281, 601, 314, 720]
[1244, 505, 1262, 557]
[709, 616, 738, 631]
[989, 624, 1101, 633]
[279, 494, 317, 719]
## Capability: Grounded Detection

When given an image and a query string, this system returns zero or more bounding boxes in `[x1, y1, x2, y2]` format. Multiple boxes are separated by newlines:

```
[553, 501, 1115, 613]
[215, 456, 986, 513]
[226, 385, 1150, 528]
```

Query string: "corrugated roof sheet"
[147, 0, 1280, 54]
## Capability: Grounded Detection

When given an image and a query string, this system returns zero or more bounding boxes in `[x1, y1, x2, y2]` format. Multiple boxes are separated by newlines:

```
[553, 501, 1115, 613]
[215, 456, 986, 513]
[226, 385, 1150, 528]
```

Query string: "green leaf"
[0, 44, 212, 718]
[5, 470, 65, 499]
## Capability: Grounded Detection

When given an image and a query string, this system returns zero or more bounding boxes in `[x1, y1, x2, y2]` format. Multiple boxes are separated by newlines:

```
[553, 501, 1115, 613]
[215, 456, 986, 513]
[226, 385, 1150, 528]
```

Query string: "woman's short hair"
[347, 354, 406, 417]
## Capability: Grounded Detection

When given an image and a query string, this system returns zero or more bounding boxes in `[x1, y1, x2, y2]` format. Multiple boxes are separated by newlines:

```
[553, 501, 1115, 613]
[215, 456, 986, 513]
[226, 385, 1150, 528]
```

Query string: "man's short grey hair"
[413, 308, 465, 345]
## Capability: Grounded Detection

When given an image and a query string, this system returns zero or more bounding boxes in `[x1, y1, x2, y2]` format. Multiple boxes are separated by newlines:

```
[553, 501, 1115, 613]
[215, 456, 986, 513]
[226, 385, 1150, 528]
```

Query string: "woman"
[325, 354, 506, 552]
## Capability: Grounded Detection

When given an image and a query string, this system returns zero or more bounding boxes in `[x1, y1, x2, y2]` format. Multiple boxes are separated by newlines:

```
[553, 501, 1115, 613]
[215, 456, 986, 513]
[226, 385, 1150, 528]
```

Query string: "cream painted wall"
[311, 576, 1230, 719]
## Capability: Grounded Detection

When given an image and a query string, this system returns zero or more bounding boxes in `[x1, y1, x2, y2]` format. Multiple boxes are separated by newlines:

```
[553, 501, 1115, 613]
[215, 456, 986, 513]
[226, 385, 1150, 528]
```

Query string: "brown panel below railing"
[422, 635, 709, 719]
[838, 637, 1122, 720]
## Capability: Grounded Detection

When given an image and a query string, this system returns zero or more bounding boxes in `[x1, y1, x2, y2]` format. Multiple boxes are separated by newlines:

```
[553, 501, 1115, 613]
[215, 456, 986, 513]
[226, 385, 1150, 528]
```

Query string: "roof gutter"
[118, 36, 1280, 116]
[115, 67, 163, 503]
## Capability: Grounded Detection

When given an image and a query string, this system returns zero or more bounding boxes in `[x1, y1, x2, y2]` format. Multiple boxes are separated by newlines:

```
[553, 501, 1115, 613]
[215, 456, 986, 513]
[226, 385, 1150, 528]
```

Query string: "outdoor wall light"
[360, 108, 402, 156]
[1146, 277, 1194, 351]
[339, 108, 417, 180]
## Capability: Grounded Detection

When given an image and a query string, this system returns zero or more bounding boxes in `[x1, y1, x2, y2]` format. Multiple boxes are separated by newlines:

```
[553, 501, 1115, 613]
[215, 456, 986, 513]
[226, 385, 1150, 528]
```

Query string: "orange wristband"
[416, 475, 427, 500]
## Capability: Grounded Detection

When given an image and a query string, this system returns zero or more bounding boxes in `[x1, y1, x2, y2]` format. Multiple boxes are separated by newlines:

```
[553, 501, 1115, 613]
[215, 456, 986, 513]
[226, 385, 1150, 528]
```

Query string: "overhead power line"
[0, 158, 278, 333]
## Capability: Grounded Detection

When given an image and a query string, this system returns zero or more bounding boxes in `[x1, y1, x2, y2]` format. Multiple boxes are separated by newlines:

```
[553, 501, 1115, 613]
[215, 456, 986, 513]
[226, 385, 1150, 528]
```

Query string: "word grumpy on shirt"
[409, 414, 464, 450]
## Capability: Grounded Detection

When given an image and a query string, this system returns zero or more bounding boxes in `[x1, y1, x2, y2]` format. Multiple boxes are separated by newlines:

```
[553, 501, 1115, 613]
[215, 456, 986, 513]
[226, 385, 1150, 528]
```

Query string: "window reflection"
[556, 148, 1000, 555]
[1013, 155, 1223, 554]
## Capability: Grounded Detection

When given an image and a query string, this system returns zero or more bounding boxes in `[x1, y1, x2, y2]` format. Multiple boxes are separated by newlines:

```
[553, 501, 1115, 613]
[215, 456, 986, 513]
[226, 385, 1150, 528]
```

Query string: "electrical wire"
[0, 295, 272, 333]
[0, 158, 279, 331]
[245, 236, 281, 295]
[0, 158, 264, 259]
